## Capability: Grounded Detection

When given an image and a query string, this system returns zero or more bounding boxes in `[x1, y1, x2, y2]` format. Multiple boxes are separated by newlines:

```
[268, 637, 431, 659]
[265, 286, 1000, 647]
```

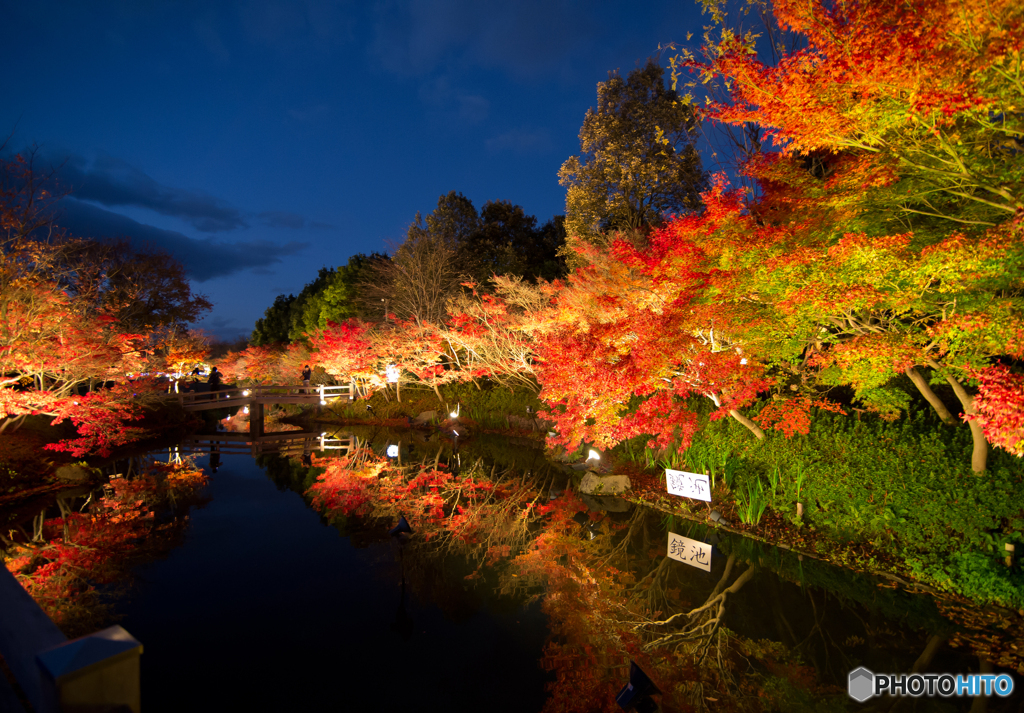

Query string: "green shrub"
[617, 398, 1024, 607]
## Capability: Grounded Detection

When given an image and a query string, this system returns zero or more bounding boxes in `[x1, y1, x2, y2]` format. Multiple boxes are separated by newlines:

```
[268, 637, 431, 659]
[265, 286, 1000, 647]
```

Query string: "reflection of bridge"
[177, 432, 357, 458]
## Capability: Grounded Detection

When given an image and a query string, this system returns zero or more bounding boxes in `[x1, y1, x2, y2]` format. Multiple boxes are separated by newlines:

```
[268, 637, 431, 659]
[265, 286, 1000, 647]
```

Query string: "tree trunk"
[968, 658, 993, 713]
[433, 383, 443, 402]
[904, 367, 954, 423]
[910, 634, 944, 673]
[928, 359, 988, 473]
[888, 635, 946, 712]
[729, 409, 765, 440]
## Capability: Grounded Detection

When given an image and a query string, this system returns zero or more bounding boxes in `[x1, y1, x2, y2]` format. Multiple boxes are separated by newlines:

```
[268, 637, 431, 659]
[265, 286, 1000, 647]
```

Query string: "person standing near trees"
[302, 364, 312, 392]
[208, 367, 222, 393]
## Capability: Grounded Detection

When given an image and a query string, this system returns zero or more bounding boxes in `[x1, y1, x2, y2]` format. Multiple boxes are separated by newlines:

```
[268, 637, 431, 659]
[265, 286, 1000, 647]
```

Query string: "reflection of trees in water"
[274, 444, 986, 712]
[268, 443, 550, 625]
[498, 503, 856, 713]
[2, 459, 209, 637]
[294, 447, 849, 711]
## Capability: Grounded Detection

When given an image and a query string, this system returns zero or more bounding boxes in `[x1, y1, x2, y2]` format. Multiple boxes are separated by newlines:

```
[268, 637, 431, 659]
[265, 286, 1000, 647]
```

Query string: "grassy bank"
[622, 401, 1024, 610]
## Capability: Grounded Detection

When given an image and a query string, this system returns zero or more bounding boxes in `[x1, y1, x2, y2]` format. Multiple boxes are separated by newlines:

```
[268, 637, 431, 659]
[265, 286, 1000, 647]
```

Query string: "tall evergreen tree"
[559, 59, 707, 264]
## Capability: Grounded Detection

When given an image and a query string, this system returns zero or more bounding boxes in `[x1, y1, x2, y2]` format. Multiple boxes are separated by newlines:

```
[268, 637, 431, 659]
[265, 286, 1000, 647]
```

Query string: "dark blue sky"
[2, 0, 709, 340]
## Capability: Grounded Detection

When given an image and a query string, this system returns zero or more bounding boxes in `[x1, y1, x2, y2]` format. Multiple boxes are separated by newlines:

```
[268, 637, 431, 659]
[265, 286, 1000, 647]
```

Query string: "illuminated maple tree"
[0, 155, 209, 455]
[696, 0, 1023, 228]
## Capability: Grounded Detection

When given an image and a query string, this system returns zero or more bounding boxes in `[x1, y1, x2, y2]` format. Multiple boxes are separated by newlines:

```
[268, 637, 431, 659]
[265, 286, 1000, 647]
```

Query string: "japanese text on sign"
[667, 532, 712, 572]
[665, 469, 711, 502]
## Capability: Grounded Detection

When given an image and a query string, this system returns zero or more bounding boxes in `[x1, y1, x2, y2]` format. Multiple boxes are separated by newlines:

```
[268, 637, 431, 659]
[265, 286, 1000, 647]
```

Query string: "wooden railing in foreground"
[0, 566, 142, 713]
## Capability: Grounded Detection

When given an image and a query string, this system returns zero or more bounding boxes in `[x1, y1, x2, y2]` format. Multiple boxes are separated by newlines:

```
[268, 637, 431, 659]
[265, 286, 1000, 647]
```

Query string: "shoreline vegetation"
[288, 379, 1024, 675]
[297, 381, 1024, 614]
[4, 377, 1021, 626]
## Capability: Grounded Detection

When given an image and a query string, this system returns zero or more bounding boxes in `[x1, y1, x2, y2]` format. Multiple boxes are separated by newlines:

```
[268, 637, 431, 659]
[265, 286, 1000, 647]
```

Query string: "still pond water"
[7, 426, 1024, 712]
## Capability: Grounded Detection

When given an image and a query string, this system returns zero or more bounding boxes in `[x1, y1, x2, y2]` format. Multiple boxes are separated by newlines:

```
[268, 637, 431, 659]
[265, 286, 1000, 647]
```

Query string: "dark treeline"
[252, 194, 568, 344]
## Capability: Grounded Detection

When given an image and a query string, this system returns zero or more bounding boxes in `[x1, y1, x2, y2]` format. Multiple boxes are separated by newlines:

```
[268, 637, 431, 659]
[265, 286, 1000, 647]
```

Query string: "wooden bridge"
[174, 383, 353, 411]
[173, 384, 353, 437]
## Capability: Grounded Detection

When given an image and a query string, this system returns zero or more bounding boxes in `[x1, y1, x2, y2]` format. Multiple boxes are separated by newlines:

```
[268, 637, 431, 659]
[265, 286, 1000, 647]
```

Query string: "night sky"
[2, 1, 709, 340]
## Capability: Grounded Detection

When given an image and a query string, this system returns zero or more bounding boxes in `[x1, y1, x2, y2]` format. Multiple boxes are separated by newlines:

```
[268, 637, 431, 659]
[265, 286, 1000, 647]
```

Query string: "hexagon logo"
[848, 667, 874, 702]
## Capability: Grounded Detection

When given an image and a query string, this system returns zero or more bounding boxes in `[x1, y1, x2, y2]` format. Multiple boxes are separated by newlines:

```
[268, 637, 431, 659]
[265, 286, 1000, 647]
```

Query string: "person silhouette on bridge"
[302, 365, 312, 392]
[208, 366, 222, 393]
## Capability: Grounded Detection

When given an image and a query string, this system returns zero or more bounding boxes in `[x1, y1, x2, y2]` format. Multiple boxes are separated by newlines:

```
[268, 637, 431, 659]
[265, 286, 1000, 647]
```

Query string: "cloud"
[457, 95, 490, 123]
[55, 198, 308, 282]
[418, 75, 490, 124]
[237, 0, 354, 51]
[256, 211, 338, 230]
[286, 104, 332, 123]
[31, 149, 333, 235]
[43, 151, 247, 233]
[258, 211, 307, 229]
[196, 314, 250, 342]
[370, 0, 594, 79]
[485, 127, 553, 154]
[193, 16, 232, 63]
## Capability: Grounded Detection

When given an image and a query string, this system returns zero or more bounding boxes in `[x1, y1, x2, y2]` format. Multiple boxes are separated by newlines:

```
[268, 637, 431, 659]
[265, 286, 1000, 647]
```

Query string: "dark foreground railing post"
[37, 626, 143, 713]
[0, 566, 143, 713]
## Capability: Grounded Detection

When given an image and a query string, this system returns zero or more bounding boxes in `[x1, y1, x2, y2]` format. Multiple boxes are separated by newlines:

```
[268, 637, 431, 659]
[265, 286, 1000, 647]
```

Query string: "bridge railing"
[173, 383, 353, 410]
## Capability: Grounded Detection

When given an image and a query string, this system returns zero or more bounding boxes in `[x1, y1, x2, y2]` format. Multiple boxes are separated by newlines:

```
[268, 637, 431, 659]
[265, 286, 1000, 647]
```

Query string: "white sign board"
[665, 469, 712, 502]
[385, 364, 400, 383]
[667, 532, 712, 572]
